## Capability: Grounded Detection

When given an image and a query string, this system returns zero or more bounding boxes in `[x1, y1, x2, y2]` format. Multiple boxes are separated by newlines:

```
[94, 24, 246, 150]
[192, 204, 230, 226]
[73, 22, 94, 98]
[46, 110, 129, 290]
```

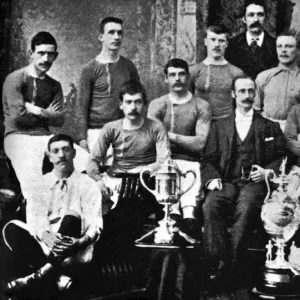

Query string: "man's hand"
[79, 139, 89, 152]
[207, 179, 223, 191]
[168, 132, 177, 143]
[40, 231, 73, 256]
[97, 179, 112, 202]
[250, 165, 273, 183]
[25, 102, 42, 115]
[45, 100, 62, 114]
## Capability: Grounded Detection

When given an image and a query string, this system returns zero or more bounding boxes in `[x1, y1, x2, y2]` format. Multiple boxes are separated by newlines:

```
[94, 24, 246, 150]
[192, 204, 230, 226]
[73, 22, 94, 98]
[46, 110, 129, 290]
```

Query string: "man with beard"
[148, 58, 211, 235]
[75, 17, 140, 158]
[226, 0, 278, 79]
[254, 31, 300, 131]
[190, 25, 243, 120]
[202, 75, 286, 290]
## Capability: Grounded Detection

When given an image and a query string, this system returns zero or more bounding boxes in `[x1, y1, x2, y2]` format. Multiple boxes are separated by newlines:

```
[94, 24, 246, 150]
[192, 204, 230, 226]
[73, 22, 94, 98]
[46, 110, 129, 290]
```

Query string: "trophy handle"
[140, 168, 156, 197]
[179, 170, 196, 196]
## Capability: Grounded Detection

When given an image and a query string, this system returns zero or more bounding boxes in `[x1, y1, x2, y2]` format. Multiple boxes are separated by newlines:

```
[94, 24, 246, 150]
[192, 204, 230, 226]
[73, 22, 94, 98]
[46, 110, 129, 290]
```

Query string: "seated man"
[3, 134, 102, 295]
[202, 75, 286, 288]
[2, 31, 88, 207]
[86, 80, 168, 245]
[148, 58, 211, 235]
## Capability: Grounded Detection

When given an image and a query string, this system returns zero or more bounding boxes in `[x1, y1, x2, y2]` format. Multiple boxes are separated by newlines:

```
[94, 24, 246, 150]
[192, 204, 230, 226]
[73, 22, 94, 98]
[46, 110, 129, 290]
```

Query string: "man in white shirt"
[201, 75, 286, 290]
[226, 0, 277, 79]
[3, 134, 102, 296]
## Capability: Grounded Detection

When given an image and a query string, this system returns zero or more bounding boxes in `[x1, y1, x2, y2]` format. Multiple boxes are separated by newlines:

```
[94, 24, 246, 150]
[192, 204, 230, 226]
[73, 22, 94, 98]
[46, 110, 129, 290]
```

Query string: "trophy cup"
[137, 151, 197, 245]
[253, 158, 300, 299]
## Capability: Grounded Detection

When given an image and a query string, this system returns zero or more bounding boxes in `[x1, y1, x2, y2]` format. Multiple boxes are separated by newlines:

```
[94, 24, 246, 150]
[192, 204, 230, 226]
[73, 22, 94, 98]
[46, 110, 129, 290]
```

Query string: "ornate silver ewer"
[253, 158, 300, 299]
[136, 152, 197, 245]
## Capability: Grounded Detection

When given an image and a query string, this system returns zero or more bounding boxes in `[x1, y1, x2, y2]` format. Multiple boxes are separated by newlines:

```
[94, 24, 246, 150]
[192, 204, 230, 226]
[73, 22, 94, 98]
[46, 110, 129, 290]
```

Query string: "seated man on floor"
[2, 31, 88, 208]
[3, 134, 102, 296]
[86, 80, 168, 246]
[202, 75, 286, 290]
[148, 58, 211, 237]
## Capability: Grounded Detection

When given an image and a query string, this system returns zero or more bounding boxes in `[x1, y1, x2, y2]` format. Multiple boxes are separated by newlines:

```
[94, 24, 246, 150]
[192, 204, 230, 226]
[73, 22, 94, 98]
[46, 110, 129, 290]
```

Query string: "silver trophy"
[138, 151, 196, 245]
[253, 158, 300, 299]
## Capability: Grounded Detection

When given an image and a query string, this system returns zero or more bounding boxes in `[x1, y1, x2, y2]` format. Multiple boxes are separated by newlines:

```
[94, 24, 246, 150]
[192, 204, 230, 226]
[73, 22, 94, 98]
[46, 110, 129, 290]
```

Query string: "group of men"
[2, 0, 300, 297]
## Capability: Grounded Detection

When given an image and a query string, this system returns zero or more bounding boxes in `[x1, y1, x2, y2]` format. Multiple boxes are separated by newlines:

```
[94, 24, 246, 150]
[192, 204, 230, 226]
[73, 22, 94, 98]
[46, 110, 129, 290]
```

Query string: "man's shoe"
[57, 275, 73, 291]
[6, 270, 44, 292]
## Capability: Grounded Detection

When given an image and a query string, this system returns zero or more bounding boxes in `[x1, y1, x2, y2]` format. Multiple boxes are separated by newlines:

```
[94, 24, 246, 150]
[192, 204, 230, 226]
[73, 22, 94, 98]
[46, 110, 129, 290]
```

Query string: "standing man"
[148, 58, 211, 234]
[86, 80, 168, 243]
[190, 25, 244, 120]
[202, 75, 286, 288]
[2, 31, 88, 208]
[76, 17, 140, 155]
[226, 0, 278, 79]
[3, 134, 102, 296]
[255, 31, 300, 131]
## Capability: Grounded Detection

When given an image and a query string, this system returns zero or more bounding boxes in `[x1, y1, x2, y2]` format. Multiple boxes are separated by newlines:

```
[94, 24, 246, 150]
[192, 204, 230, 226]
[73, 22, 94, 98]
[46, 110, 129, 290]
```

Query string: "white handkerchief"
[265, 137, 274, 142]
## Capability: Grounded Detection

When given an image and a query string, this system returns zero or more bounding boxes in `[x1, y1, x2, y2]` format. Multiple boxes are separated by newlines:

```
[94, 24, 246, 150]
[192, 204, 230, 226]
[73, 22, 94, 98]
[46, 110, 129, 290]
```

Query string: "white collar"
[96, 53, 120, 64]
[246, 31, 264, 47]
[47, 169, 77, 189]
[26, 65, 46, 79]
[235, 108, 254, 120]
[168, 91, 192, 105]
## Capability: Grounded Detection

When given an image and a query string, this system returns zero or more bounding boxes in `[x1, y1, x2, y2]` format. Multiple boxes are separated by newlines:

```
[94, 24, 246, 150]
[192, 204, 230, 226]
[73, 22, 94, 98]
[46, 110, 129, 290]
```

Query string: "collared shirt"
[28, 170, 102, 243]
[168, 91, 193, 105]
[246, 31, 264, 47]
[254, 64, 300, 120]
[235, 108, 254, 141]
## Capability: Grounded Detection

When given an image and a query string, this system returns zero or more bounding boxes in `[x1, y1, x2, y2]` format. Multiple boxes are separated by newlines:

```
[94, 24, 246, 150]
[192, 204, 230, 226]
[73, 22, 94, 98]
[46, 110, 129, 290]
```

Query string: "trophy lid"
[157, 150, 179, 175]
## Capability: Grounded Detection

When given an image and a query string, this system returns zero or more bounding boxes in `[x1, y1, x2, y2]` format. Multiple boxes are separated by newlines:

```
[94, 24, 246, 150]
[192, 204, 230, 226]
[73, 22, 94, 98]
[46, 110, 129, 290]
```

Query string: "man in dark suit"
[225, 0, 278, 79]
[202, 75, 286, 288]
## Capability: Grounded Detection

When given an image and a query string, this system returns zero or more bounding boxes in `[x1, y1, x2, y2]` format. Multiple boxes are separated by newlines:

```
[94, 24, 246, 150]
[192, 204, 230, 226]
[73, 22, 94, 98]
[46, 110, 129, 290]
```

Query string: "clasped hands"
[207, 165, 273, 191]
[41, 231, 80, 259]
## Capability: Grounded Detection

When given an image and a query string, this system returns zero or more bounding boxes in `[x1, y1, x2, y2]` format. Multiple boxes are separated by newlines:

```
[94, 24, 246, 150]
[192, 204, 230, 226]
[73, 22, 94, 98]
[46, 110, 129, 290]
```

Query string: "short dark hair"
[47, 134, 74, 151]
[164, 58, 189, 76]
[119, 80, 147, 104]
[99, 17, 123, 33]
[244, 0, 266, 16]
[205, 25, 229, 40]
[277, 29, 300, 49]
[231, 75, 256, 91]
[31, 31, 57, 52]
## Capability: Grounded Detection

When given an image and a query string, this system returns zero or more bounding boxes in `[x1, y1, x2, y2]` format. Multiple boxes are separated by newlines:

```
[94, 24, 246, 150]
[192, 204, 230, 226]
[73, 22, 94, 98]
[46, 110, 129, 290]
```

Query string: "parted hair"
[47, 134, 74, 151]
[99, 17, 123, 33]
[119, 80, 147, 104]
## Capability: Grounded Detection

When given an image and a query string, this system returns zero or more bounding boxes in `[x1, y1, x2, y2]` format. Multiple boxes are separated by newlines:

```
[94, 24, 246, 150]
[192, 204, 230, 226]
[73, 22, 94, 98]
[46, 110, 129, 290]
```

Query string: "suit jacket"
[225, 31, 278, 79]
[201, 111, 286, 185]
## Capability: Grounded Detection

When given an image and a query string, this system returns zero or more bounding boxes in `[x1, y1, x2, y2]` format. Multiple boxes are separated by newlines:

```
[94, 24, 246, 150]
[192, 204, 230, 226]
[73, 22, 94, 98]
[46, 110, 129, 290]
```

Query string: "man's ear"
[231, 90, 236, 99]
[98, 34, 103, 43]
[204, 37, 208, 47]
[54, 52, 59, 60]
[242, 16, 246, 25]
[164, 75, 168, 84]
[28, 49, 33, 57]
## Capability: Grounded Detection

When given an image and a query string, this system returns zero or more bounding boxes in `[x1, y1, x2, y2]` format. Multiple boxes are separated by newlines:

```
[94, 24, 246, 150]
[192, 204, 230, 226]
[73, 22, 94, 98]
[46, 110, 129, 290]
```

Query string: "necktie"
[250, 38, 259, 53]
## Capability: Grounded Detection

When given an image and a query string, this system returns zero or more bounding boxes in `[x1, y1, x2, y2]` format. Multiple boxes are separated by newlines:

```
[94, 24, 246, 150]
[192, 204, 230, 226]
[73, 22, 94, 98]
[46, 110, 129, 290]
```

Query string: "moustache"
[39, 63, 51, 67]
[250, 21, 262, 28]
[242, 98, 253, 104]
[213, 48, 221, 51]
[129, 111, 139, 115]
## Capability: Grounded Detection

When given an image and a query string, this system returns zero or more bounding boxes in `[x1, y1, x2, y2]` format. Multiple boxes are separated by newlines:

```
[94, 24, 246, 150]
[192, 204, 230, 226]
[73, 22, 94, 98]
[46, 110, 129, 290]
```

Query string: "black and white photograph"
[1, 1, 300, 299]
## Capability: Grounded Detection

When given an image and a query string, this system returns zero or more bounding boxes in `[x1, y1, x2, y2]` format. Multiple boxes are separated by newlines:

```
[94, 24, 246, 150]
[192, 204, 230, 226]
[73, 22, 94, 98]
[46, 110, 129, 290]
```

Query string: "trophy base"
[253, 266, 300, 299]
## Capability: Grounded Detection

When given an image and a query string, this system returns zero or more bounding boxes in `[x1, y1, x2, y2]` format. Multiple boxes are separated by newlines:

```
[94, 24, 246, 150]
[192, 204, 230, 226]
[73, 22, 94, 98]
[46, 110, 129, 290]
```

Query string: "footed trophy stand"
[252, 239, 300, 299]
[135, 152, 199, 247]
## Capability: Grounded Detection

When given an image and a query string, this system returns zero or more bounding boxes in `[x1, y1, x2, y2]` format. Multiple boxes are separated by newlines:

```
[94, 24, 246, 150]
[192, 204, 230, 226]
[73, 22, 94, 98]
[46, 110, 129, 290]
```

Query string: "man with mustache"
[2, 31, 88, 213]
[201, 75, 286, 291]
[148, 58, 211, 236]
[254, 31, 300, 132]
[190, 25, 244, 120]
[2, 134, 102, 296]
[226, 0, 278, 79]
[86, 80, 168, 244]
[75, 17, 140, 159]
